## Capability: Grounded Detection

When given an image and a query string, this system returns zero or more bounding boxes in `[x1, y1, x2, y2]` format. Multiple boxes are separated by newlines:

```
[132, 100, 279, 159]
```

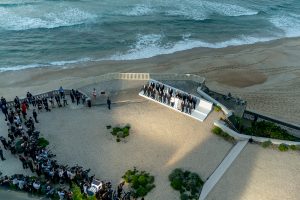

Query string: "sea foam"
[0, 7, 97, 30]
[166, 0, 258, 20]
[109, 34, 276, 61]
[270, 14, 300, 37]
[0, 57, 92, 72]
[123, 4, 154, 16]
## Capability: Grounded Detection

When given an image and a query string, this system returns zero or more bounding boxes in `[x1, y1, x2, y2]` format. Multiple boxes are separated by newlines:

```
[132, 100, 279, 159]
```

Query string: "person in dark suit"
[0, 136, 8, 150]
[107, 97, 111, 110]
[0, 103, 8, 121]
[0, 147, 5, 161]
[33, 109, 39, 123]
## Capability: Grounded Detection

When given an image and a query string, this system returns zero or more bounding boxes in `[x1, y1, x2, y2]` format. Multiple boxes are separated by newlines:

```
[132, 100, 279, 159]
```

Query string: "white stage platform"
[138, 80, 213, 122]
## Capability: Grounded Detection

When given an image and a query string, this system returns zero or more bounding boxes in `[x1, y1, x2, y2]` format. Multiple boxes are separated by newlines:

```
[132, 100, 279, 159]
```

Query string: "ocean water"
[0, 0, 300, 72]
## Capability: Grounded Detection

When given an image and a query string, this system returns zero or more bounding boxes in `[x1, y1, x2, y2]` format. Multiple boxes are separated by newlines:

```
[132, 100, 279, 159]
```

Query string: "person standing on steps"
[107, 97, 111, 110]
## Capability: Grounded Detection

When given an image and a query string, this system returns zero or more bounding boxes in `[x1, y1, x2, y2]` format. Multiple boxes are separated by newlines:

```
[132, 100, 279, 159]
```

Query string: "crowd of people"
[141, 81, 198, 115]
[0, 88, 133, 200]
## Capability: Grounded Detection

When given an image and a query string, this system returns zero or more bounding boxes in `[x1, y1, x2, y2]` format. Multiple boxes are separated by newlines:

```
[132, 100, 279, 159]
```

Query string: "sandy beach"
[0, 37, 299, 125]
[207, 144, 300, 200]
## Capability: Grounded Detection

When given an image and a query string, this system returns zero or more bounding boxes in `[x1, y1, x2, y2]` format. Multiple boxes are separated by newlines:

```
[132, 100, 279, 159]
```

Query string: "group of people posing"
[0, 88, 131, 200]
[142, 81, 198, 115]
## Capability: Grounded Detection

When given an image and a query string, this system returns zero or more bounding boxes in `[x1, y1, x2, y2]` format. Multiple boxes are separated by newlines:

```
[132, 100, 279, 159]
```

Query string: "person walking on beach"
[107, 97, 111, 110]
[0, 147, 5, 161]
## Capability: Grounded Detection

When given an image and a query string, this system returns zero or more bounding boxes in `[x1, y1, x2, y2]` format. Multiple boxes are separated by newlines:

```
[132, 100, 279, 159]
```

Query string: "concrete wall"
[197, 87, 233, 117]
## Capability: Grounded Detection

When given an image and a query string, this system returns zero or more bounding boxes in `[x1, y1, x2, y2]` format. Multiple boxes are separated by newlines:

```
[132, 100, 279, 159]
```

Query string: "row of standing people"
[142, 81, 198, 115]
[0, 87, 87, 121]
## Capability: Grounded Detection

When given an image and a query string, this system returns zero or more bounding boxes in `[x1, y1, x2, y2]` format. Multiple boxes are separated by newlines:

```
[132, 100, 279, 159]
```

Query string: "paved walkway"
[79, 79, 147, 105]
[199, 140, 248, 200]
[0, 190, 43, 200]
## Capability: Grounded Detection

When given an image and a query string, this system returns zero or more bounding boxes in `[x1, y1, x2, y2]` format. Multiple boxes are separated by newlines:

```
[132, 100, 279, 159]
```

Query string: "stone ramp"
[199, 140, 248, 200]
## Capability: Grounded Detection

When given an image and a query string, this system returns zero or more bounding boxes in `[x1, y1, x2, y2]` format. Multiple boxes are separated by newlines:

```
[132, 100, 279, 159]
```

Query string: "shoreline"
[0, 36, 298, 75]
[0, 36, 299, 124]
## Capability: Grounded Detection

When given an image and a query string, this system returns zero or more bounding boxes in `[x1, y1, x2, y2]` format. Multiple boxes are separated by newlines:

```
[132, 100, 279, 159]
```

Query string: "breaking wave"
[0, 57, 92, 72]
[166, 0, 258, 20]
[109, 34, 275, 60]
[0, 7, 97, 30]
[269, 14, 300, 37]
[120, 4, 155, 16]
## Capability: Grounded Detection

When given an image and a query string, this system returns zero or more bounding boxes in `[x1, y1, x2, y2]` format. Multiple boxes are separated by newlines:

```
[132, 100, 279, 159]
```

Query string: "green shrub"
[214, 105, 221, 112]
[111, 127, 121, 136]
[212, 126, 235, 143]
[228, 115, 244, 132]
[136, 186, 148, 197]
[212, 127, 222, 135]
[123, 127, 130, 137]
[111, 125, 131, 142]
[262, 140, 272, 148]
[71, 183, 84, 200]
[278, 144, 289, 152]
[37, 137, 49, 148]
[71, 183, 96, 200]
[244, 121, 299, 141]
[169, 168, 203, 200]
[180, 193, 190, 200]
[171, 179, 183, 191]
[290, 145, 297, 150]
[122, 168, 155, 198]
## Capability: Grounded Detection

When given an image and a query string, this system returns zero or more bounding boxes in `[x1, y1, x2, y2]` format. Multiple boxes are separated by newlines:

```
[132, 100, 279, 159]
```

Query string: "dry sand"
[207, 144, 300, 200]
[0, 37, 299, 124]
[35, 101, 231, 200]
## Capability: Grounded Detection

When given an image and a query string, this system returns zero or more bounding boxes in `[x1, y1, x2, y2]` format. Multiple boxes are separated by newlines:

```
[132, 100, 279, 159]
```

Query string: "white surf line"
[199, 140, 248, 200]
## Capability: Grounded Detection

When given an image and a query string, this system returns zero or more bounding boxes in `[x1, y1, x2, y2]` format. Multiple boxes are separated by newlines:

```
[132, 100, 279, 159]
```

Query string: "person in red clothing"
[21, 101, 27, 120]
